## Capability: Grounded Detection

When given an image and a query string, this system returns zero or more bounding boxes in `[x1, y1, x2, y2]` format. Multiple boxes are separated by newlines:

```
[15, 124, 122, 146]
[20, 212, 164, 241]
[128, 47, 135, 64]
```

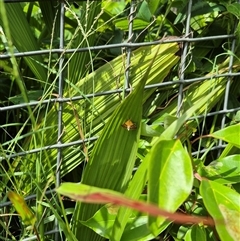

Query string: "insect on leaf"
[122, 119, 137, 131]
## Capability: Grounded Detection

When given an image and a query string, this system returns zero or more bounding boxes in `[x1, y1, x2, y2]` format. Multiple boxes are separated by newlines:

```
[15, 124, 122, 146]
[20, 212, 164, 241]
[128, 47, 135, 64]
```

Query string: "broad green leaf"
[184, 225, 206, 241]
[137, 1, 152, 22]
[80, 206, 155, 241]
[210, 124, 240, 148]
[120, 215, 155, 241]
[219, 204, 240, 241]
[163, 114, 178, 129]
[146, 0, 161, 15]
[200, 155, 240, 184]
[233, 110, 240, 123]
[102, 0, 127, 16]
[71, 46, 160, 240]
[114, 18, 151, 30]
[7, 191, 36, 227]
[80, 205, 118, 239]
[148, 139, 193, 235]
[175, 2, 226, 24]
[200, 180, 240, 241]
[141, 121, 164, 137]
[191, 2, 226, 17]
[219, 142, 240, 159]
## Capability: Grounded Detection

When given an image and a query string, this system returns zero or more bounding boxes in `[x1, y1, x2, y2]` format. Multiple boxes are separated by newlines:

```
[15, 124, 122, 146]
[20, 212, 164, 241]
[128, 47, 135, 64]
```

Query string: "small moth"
[122, 119, 137, 131]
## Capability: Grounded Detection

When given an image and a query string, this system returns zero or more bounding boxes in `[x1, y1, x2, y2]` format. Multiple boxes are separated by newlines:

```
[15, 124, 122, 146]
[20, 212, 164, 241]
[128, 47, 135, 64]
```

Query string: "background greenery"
[0, 0, 240, 241]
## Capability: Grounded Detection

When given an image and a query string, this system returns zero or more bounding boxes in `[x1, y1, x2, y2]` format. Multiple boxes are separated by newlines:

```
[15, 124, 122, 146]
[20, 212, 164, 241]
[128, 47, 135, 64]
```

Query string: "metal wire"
[0, 1, 239, 240]
[1, 71, 239, 113]
[0, 35, 235, 60]
[53, 3, 65, 240]
[218, 0, 240, 156]
[123, 0, 136, 97]
[177, 0, 192, 117]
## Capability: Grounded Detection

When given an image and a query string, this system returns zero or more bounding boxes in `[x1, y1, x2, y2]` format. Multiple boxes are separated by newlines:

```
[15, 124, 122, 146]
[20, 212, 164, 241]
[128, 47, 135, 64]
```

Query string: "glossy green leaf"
[120, 215, 155, 241]
[140, 121, 164, 137]
[219, 204, 240, 241]
[103, 0, 127, 16]
[184, 225, 206, 241]
[163, 114, 178, 129]
[200, 155, 240, 184]
[210, 124, 240, 148]
[8, 191, 36, 227]
[137, 1, 152, 22]
[233, 110, 240, 123]
[81, 206, 155, 241]
[200, 180, 240, 241]
[175, 2, 226, 24]
[148, 139, 194, 235]
[146, 0, 161, 15]
[114, 18, 151, 31]
[80, 205, 117, 239]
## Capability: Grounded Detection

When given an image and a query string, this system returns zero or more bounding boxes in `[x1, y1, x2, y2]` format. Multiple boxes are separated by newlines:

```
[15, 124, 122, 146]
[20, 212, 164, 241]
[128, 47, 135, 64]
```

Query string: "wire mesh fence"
[0, 0, 240, 240]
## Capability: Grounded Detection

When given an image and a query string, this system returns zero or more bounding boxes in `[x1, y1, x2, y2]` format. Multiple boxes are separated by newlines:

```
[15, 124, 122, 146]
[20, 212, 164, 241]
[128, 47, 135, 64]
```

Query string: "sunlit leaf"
[200, 180, 240, 241]
[148, 139, 193, 235]
[219, 204, 240, 241]
[137, 0, 152, 22]
[210, 124, 240, 148]
[80, 205, 118, 239]
[83, 206, 156, 241]
[147, 0, 161, 15]
[114, 18, 151, 30]
[200, 155, 240, 184]
[8, 191, 36, 227]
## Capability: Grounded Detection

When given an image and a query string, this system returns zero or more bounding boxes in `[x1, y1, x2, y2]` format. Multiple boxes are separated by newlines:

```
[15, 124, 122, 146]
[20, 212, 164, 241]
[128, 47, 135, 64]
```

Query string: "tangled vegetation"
[0, 1, 240, 240]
